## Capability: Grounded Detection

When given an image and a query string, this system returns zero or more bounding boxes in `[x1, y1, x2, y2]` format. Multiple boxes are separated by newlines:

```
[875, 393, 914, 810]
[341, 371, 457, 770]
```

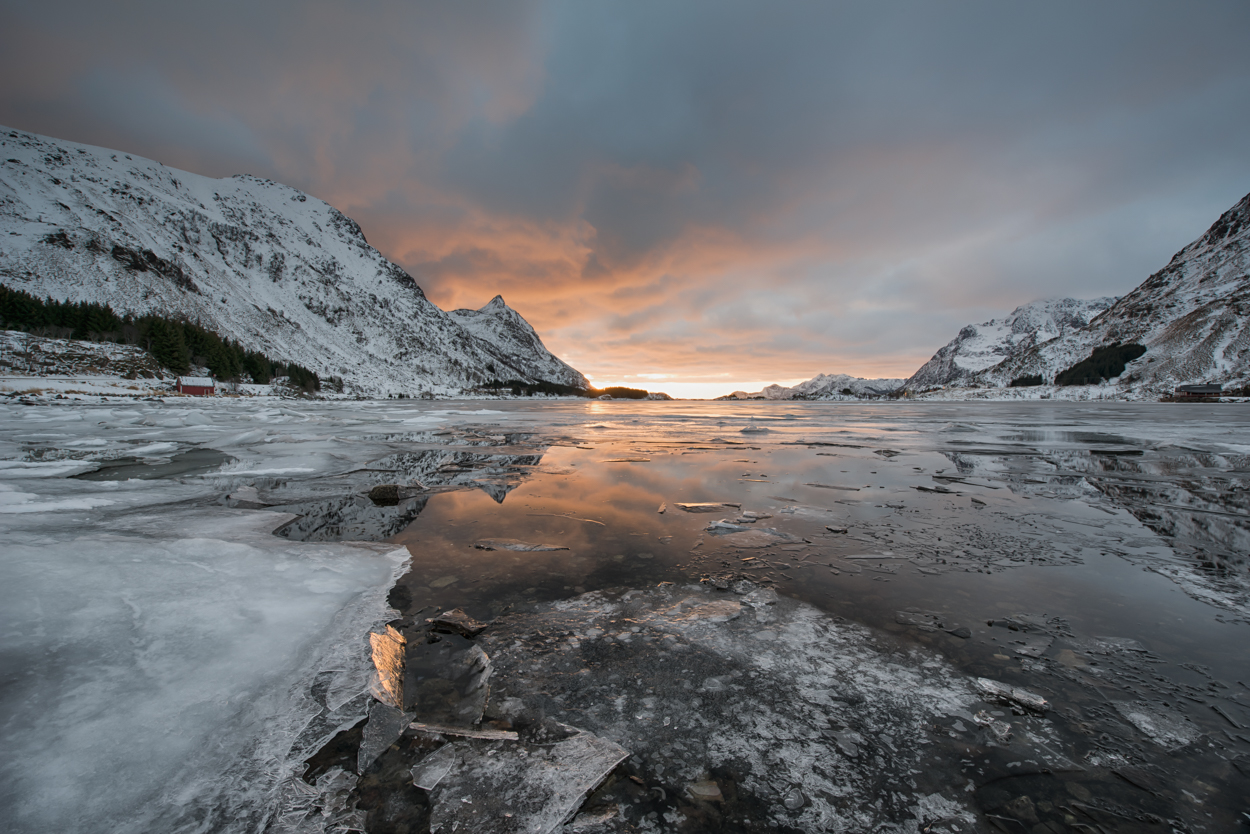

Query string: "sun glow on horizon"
[587, 378, 812, 400]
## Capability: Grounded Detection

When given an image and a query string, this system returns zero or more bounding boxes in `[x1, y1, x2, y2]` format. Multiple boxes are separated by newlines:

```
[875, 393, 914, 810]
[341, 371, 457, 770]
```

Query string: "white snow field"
[0, 397, 416, 833]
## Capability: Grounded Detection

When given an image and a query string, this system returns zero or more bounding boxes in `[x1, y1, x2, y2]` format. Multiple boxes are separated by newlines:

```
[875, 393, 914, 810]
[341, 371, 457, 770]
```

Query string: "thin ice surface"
[477, 584, 982, 833]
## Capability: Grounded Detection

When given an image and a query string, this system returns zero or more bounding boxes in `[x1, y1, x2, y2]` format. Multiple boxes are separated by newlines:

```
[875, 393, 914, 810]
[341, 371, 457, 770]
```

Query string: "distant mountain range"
[0, 126, 586, 396]
[720, 373, 906, 400]
[736, 190, 1250, 400]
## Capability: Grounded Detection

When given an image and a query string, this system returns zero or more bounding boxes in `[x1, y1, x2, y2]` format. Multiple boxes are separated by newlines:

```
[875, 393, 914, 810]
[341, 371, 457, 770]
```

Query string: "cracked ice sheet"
[479, 585, 982, 833]
[0, 469, 407, 833]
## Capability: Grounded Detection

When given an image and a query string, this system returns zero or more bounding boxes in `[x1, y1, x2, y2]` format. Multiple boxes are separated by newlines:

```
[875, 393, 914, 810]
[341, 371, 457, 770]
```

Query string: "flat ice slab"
[422, 731, 628, 834]
[0, 399, 408, 833]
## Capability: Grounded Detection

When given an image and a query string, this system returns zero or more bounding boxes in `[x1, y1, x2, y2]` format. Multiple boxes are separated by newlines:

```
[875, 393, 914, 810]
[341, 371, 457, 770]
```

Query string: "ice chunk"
[358, 700, 414, 774]
[1114, 700, 1200, 751]
[687, 780, 723, 801]
[974, 678, 1050, 714]
[404, 637, 492, 724]
[706, 519, 750, 533]
[895, 609, 946, 630]
[411, 744, 459, 791]
[674, 502, 741, 512]
[0, 503, 407, 833]
[369, 625, 406, 708]
[714, 526, 805, 548]
[1009, 633, 1054, 657]
[473, 538, 569, 551]
[471, 585, 982, 831]
[424, 730, 629, 834]
[410, 722, 519, 740]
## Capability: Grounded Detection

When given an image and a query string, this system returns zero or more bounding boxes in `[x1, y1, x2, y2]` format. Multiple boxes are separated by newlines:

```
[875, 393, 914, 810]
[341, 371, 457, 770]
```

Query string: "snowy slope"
[904, 297, 1115, 391]
[0, 329, 163, 379]
[447, 295, 585, 387]
[724, 373, 905, 400]
[0, 126, 587, 395]
[974, 192, 1250, 395]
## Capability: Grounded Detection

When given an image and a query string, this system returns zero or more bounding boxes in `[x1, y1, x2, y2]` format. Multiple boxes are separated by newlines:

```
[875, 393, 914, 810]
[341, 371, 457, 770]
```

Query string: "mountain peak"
[483, 294, 509, 312]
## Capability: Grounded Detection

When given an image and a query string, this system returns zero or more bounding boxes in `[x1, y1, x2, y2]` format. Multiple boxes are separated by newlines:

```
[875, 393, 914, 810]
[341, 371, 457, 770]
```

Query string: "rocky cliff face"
[974, 192, 1250, 394]
[0, 126, 587, 395]
[904, 297, 1116, 391]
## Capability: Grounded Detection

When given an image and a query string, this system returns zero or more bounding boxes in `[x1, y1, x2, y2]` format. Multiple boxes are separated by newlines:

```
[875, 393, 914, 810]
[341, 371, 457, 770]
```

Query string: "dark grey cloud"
[1, 0, 1248, 390]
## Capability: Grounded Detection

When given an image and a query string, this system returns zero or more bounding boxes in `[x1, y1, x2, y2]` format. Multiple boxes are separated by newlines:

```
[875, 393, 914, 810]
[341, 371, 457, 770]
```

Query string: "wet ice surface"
[2, 399, 1249, 832]
[468, 584, 985, 833]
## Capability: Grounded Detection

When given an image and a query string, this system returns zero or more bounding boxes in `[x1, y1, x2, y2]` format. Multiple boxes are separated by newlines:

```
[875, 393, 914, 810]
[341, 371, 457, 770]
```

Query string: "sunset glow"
[2, 1, 1248, 395]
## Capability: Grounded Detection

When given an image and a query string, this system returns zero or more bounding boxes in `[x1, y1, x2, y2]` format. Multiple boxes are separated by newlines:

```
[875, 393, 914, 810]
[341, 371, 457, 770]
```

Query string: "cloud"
[1, 0, 1249, 391]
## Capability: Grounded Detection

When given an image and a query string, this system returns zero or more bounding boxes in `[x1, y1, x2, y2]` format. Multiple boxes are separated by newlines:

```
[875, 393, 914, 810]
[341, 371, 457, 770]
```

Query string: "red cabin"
[176, 376, 215, 396]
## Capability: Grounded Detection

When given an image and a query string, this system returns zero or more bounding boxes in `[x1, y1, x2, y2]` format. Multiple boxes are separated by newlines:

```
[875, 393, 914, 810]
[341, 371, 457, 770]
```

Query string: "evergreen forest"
[0, 285, 321, 390]
[1054, 343, 1147, 386]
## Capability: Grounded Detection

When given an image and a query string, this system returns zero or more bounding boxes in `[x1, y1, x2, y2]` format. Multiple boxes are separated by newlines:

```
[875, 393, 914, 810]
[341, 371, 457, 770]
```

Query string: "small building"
[176, 376, 215, 396]
[1175, 384, 1222, 398]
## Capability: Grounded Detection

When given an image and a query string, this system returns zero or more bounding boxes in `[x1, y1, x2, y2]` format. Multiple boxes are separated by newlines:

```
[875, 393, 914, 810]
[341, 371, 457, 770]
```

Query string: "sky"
[3, 1, 1249, 398]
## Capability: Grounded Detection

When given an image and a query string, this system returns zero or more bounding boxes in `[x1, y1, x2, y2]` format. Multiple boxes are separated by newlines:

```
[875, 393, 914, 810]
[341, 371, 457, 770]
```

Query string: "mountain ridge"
[0, 126, 587, 396]
[904, 297, 1117, 391]
[720, 373, 906, 400]
[970, 191, 1250, 395]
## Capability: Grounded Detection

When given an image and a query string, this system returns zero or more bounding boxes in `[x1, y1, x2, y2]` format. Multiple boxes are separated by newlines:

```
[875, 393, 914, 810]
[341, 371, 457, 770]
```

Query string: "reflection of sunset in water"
[259, 400, 1250, 831]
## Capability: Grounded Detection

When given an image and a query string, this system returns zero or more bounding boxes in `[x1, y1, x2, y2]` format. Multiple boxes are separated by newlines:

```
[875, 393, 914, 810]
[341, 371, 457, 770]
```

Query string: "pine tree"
[149, 319, 191, 374]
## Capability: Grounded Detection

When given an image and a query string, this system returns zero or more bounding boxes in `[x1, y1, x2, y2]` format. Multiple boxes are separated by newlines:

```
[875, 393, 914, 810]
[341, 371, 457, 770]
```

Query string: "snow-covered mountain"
[723, 373, 905, 400]
[904, 297, 1116, 391]
[447, 295, 577, 385]
[974, 191, 1250, 394]
[0, 126, 587, 395]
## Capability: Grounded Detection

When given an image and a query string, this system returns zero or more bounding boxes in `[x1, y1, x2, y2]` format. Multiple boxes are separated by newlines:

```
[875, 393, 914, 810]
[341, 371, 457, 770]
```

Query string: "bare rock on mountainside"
[974, 191, 1250, 395]
[904, 297, 1116, 391]
[0, 126, 587, 395]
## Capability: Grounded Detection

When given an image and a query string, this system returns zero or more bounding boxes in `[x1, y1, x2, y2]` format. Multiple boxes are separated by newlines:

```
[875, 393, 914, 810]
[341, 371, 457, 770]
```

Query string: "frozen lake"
[1, 398, 1247, 832]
